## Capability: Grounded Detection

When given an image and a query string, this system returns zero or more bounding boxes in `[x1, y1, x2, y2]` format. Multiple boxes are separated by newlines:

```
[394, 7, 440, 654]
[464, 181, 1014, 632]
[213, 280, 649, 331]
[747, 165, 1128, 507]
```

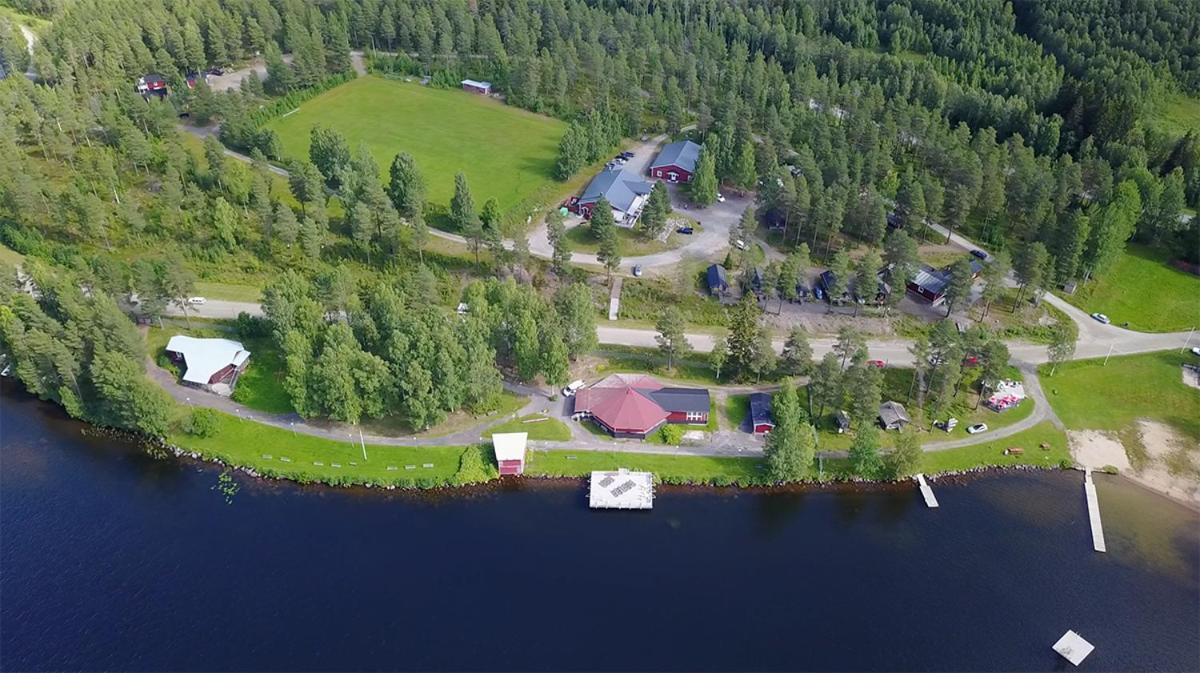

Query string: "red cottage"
[649, 140, 702, 183]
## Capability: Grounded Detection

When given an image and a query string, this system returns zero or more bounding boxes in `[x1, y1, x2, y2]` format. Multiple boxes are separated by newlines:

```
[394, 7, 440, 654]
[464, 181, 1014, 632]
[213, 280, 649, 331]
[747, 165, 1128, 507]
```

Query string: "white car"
[734, 239, 747, 251]
[1192, 347, 1200, 357]
[966, 423, 988, 435]
[561, 380, 585, 397]
[187, 296, 207, 305]
[1090, 312, 1110, 324]
[717, 193, 726, 203]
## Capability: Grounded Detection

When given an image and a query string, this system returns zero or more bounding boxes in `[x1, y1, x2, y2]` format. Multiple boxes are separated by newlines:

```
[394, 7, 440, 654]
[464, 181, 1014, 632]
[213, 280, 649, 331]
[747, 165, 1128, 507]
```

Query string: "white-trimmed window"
[685, 411, 704, 422]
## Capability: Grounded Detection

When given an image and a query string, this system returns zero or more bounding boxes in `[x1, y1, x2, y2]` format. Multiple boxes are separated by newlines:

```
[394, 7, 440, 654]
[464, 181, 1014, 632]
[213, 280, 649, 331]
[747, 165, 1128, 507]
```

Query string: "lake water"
[2, 384, 1198, 672]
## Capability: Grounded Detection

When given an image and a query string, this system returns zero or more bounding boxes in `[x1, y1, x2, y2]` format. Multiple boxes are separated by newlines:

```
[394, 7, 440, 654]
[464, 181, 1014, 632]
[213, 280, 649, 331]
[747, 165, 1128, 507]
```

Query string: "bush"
[182, 408, 219, 437]
[235, 312, 271, 339]
[453, 445, 499, 485]
[657, 424, 685, 445]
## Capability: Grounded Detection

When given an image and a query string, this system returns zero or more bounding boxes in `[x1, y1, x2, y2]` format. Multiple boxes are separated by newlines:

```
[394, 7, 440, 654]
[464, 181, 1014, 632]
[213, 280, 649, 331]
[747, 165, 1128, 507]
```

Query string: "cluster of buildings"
[135, 71, 212, 99]
[569, 139, 703, 226]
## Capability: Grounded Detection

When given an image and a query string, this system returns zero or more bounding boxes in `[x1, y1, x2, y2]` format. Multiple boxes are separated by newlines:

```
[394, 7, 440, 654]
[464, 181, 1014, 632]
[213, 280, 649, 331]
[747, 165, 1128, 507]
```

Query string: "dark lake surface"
[2, 384, 1198, 672]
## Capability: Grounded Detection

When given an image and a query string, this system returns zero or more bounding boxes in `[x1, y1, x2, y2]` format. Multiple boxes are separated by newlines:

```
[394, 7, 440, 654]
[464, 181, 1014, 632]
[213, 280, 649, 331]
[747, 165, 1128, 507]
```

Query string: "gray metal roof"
[647, 387, 710, 414]
[651, 140, 702, 173]
[706, 264, 728, 291]
[911, 265, 949, 295]
[879, 401, 910, 426]
[579, 168, 652, 212]
[749, 392, 773, 426]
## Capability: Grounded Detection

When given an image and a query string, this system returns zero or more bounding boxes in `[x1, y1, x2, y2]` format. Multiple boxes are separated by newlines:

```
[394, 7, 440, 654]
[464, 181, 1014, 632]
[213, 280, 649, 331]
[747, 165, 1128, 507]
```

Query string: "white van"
[561, 380, 585, 397]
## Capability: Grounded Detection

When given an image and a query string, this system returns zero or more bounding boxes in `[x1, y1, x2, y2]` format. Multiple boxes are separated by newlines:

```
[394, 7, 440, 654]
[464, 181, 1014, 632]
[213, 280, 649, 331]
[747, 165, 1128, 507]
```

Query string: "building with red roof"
[572, 374, 710, 439]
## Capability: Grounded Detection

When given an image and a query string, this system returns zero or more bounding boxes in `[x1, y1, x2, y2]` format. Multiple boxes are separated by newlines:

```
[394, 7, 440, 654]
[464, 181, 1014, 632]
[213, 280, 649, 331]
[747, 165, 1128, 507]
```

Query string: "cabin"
[572, 374, 709, 439]
[164, 335, 250, 396]
[575, 168, 653, 226]
[461, 79, 492, 95]
[491, 432, 528, 475]
[907, 265, 950, 305]
[748, 392, 774, 435]
[649, 140, 702, 183]
[136, 74, 168, 98]
[878, 401, 911, 431]
[706, 264, 729, 296]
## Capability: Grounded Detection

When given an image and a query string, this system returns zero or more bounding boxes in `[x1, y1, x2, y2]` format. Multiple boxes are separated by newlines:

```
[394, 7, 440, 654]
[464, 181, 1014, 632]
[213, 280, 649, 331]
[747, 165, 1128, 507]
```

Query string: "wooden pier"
[589, 469, 653, 510]
[914, 474, 939, 508]
[1084, 469, 1106, 552]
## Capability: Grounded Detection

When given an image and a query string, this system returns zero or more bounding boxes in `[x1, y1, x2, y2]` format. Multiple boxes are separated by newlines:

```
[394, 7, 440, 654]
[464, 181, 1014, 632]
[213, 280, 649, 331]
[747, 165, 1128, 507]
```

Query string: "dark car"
[813, 285, 826, 302]
[619, 151, 634, 159]
[206, 67, 225, 76]
[970, 249, 987, 260]
[676, 226, 694, 235]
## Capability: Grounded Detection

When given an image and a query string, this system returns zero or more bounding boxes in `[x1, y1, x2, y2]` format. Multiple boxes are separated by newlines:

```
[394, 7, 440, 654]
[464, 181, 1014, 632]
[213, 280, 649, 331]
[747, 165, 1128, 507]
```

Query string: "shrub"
[182, 408, 219, 437]
[453, 445, 499, 485]
[657, 424, 685, 445]
[235, 312, 271, 339]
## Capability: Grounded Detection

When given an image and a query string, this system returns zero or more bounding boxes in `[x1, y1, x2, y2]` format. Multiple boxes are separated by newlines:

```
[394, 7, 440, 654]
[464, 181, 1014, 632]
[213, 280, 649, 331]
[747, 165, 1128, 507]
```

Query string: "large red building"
[572, 374, 709, 439]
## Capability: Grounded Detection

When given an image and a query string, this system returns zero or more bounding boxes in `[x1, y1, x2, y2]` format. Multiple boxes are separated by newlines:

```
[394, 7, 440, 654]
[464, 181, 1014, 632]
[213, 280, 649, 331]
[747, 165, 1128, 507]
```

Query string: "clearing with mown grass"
[1146, 92, 1200, 139]
[268, 76, 566, 219]
[1063, 245, 1200, 332]
[482, 414, 572, 441]
[1041, 351, 1200, 441]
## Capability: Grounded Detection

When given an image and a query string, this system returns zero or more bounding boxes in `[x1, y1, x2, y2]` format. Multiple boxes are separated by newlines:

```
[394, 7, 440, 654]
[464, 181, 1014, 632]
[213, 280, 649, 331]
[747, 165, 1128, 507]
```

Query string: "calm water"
[2, 384, 1198, 672]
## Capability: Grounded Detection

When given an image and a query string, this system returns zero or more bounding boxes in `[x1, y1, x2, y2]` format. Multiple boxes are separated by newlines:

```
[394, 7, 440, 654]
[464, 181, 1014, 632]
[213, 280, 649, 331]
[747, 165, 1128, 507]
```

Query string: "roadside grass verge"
[1040, 350, 1200, 441]
[170, 410, 477, 487]
[482, 414, 571, 441]
[193, 281, 263, 303]
[615, 273, 729, 327]
[1061, 245, 1200, 332]
[564, 225, 677, 256]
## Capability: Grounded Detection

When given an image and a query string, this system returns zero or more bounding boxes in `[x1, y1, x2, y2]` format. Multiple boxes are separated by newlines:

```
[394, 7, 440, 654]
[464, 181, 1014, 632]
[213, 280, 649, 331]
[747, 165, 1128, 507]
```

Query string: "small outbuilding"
[748, 392, 774, 435]
[878, 401, 911, 431]
[491, 432, 528, 475]
[706, 264, 729, 296]
[165, 335, 250, 396]
[649, 140, 702, 183]
[461, 79, 492, 95]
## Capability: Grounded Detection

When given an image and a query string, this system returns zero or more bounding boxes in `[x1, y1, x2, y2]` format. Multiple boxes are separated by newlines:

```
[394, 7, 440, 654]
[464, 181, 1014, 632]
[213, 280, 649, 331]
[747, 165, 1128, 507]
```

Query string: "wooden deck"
[1084, 469, 1106, 552]
[914, 474, 939, 508]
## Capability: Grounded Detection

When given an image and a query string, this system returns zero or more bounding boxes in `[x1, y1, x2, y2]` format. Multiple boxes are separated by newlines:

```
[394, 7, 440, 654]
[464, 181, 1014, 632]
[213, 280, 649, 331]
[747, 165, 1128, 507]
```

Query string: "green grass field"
[171, 410, 471, 486]
[0, 241, 25, 266]
[1146, 92, 1200, 139]
[1063, 245, 1200, 332]
[525, 449, 766, 485]
[482, 414, 571, 441]
[920, 422, 1070, 474]
[1041, 351, 1200, 441]
[564, 225, 677, 256]
[267, 76, 566, 219]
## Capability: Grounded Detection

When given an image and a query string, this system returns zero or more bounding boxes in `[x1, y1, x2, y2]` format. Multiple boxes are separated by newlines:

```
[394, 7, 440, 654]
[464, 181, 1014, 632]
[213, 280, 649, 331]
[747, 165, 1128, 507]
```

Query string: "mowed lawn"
[1063, 245, 1200, 332]
[1040, 351, 1200, 441]
[268, 76, 565, 217]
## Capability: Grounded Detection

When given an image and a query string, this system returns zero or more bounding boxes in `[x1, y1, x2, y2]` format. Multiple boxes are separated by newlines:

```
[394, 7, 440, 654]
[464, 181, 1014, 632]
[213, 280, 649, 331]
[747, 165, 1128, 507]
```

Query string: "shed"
[706, 264, 729, 296]
[461, 79, 492, 95]
[492, 432, 528, 475]
[878, 401, 911, 431]
[748, 392, 774, 434]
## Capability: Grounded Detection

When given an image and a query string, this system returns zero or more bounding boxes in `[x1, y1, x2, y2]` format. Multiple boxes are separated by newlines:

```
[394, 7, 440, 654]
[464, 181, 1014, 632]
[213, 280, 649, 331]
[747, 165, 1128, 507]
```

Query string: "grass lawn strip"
[919, 422, 1070, 474]
[482, 414, 571, 441]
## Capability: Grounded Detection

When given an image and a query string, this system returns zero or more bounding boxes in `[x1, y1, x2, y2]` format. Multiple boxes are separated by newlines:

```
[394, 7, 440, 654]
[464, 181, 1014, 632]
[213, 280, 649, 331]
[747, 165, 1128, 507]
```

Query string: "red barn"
[649, 140, 701, 183]
[491, 432, 527, 475]
[572, 374, 709, 439]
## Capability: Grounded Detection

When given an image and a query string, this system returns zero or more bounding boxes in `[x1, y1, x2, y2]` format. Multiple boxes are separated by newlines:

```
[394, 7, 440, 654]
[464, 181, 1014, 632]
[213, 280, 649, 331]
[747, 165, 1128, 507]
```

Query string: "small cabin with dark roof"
[649, 140, 702, 183]
[748, 392, 774, 435]
[706, 264, 729, 296]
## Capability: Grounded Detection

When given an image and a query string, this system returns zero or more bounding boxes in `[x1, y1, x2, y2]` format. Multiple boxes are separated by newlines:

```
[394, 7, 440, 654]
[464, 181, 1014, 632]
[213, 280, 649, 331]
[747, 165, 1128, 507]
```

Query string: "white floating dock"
[1053, 630, 1095, 666]
[588, 469, 654, 510]
[914, 474, 939, 508]
[1084, 469, 1106, 552]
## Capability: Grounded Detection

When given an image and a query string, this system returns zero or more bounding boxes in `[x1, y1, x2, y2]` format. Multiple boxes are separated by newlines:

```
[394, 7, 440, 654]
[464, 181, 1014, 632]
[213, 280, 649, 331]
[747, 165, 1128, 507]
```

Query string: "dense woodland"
[0, 0, 1196, 460]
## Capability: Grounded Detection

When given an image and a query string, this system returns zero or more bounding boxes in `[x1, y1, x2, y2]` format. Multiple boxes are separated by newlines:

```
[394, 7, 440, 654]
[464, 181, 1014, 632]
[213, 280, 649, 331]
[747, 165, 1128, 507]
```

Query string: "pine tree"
[690, 143, 719, 206]
[655, 306, 691, 371]
[450, 172, 482, 262]
[387, 152, 425, 219]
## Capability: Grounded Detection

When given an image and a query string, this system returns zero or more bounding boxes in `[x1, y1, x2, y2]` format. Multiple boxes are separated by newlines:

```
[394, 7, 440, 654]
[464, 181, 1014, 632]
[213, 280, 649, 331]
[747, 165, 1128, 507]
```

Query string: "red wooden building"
[748, 392, 774, 435]
[491, 432, 528, 475]
[649, 140, 701, 183]
[572, 374, 709, 439]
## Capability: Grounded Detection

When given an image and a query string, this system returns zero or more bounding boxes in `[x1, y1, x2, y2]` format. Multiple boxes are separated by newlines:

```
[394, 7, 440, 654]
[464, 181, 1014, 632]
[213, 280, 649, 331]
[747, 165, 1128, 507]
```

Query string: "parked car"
[963, 355, 979, 367]
[632, 265, 643, 277]
[676, 226, 694, 235]
[966, 423, 988, 435]
[970, 249, 987, 260]
[1090, 312, 1111, 324]
[813, 285, 826, 302]
[734, 239, 747, 250]
[561, 380, 585, 397]
[866, 359, 886, 368]
[717, 193, 726, 203]
[187, 296, 207, 305]
[619, 151, 634, 159]
[206, 67, 225, 76]
[1191, 347, 1200, 357]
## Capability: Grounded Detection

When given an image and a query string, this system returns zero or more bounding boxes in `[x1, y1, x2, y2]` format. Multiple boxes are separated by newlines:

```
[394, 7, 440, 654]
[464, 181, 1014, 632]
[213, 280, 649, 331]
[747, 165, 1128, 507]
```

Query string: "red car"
[963, 356, 980, 367]
[866, 359, 886, 368]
